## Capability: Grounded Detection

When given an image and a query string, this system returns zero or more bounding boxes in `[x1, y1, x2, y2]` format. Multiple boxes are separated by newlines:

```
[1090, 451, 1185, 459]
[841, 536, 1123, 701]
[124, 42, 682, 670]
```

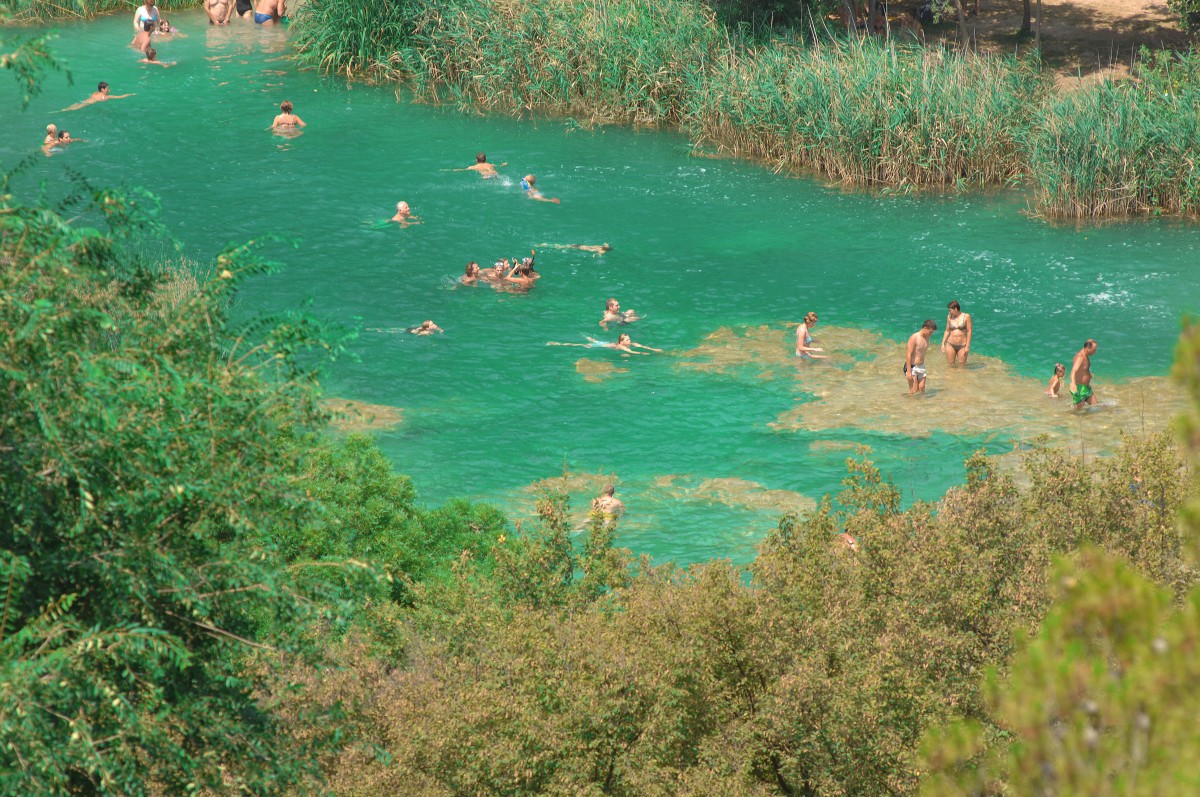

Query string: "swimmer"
[795, 311, 827, 359]
[600, 298, 639, 329]
[407, 320, 443, 336]
[505, 257, 539, 290]
[156, 19, 182, 34]
[42, 124, 58, 145]
[272, 100, 306, 129]
[132, 19, 155, 52]
[139, 47, 174, 67]
[253, 0, 285, 25]
[133, 0, 159, 30]
[940, 300, 973, 366]
[56, 130, 85, 144]
[390, 201, 421, 225]
[63, 82, 134, 111]
[1069, 339, 1098, 408]
[452, 152, 505, 178]
[904, 319, 937, 395]
[536, 242, 612, 256]
[547, 334, 661, 355]
[460, 261, 481, 286]
[1045, 362, 1066, 398]
[480, 259, 508, 285]
[520, 174, 560, 204]
[591, 484, 625, 521]
[205, 0, 233, 24]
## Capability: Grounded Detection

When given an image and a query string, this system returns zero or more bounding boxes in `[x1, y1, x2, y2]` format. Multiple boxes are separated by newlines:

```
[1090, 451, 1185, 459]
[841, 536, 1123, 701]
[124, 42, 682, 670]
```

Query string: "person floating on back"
[904, 319, 937, 395]
[521, 174, 560, 204]
[1070, 339, 1098, 408]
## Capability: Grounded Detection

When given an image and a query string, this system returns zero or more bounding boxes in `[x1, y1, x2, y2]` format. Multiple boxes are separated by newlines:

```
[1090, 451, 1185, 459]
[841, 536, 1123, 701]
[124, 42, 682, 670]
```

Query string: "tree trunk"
[950, 0, 970, 49]
[1035, 0, 1042, 50]
[1020, 0, 1031, 34]
[868, 0, 877, 36]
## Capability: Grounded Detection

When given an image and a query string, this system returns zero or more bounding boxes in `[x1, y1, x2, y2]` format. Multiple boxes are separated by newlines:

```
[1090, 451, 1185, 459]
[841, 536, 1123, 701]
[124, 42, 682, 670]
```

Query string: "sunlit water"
[4, 11, 1198, 564]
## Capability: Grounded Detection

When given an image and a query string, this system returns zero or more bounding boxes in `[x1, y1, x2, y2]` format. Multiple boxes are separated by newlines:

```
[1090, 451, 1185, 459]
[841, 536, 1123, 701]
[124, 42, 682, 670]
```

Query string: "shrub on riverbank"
[286, 433, 1194, 795]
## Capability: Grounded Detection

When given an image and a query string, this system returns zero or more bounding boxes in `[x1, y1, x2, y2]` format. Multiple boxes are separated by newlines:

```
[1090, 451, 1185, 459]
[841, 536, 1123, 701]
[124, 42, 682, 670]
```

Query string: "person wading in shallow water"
[1070, 338, 1098, 408]
[904, 319, 937, 395]
[940, 300, 973, 367]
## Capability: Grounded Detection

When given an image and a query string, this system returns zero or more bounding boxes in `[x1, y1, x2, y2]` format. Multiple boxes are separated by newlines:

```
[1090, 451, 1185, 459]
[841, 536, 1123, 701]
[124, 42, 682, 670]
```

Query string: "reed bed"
[685, 36, 1047, 188]
[3, 0, 194, 24]
[294, 0, 720, 124]
[1027, 52, 1200, 218]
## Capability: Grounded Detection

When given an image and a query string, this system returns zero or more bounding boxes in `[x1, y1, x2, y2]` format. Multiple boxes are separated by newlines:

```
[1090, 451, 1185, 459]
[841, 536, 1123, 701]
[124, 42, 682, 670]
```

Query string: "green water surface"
[5, 11, 1198, 563]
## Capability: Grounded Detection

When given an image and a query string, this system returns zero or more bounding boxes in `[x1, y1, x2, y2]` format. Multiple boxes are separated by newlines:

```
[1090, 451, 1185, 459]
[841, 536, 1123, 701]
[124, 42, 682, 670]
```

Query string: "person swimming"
[1045, 362, 1065, 398]
[272, 100, 306, 129]
[600, 298, 639, 329]
[455, 152, 505, 178]
[505, 257, 539, 290]
[139, 47, 174, 67]
[63, 82, 135, 112]
[43, 124, 58, 145]
[407, 320, 443, 335]
[460, 261, 481, 286]
[795, 311, 827, 359]
[547, 333, 661, 355]
[389, 201, 421, 226]
[520, 174, 560, 204]
[536, 242, 611, 256]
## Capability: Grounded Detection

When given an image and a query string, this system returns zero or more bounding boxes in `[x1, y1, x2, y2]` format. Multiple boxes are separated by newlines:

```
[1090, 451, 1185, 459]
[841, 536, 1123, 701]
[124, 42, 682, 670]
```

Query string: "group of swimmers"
[804, 299, 1098, 408]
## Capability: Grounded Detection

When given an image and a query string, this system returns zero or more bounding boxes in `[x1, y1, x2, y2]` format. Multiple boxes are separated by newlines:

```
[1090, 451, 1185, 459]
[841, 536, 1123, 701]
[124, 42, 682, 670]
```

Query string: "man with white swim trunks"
[905, 319, 937, 395]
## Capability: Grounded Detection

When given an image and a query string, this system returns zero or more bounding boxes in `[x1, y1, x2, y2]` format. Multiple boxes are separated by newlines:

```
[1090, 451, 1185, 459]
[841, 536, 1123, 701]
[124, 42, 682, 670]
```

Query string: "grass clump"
[686, 35, 1048, 188]
[1028, 49, 1200, 218]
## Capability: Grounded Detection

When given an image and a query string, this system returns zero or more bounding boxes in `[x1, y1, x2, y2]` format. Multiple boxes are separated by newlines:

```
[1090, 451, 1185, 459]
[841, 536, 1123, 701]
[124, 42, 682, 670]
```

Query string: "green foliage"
[0, 30, 63, 107]
[1027, 49, 1200, 218]
[289, 425, 1192, 795]
[284, 432, 506, 606]
[2, 0, 196, 24]
[920, 552, 1200, 796]
[688, 36, 1047, 189]
[0, 182, 340, 793]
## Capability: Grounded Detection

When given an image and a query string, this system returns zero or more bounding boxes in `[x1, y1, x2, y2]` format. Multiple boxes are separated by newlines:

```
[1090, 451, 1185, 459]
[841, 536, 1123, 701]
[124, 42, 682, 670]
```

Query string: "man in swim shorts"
[206, 0, 233, 24]
[1069, 338, 1098, 408]
[905, 319, 937, 395]
[253, 0, 284, 24]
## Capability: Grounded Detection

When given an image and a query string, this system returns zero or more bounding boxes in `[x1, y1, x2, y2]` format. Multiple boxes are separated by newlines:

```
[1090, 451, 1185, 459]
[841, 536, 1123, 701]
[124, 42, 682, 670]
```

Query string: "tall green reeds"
[3, 0, 194, 24]
[686, 36, 1048, 188]
[294, 0, 720, 124]
[1027, 50, 1200, 218]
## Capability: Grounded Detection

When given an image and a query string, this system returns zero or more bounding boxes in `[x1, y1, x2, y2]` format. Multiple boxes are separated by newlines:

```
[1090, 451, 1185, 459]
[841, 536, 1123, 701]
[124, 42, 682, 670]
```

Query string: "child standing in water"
[1045, 363, 1065, 397]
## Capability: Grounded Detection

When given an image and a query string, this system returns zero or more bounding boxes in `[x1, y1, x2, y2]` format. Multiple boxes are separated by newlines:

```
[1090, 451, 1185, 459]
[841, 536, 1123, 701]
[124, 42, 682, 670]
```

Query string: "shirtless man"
[600, 298, 639, 329]
[905, 319, 937, 395]
[407, 320, 443, 336]
[1069, 339, 1098, 408]
[64, 82, 134, 111]
[591, 484, 625, 522]
[253, 0, 285, 25]
[464, 152, 501, 178]
[206, 0, 233, 25]
[390, 201, 421, 225]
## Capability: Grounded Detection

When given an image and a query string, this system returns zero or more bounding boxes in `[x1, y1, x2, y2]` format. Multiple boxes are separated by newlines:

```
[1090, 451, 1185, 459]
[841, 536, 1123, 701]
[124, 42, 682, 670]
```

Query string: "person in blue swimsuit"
[133, 0, 159, 30]
[521, 174, 560, 204]
[253, 0, 284, 24]
[795, 312, 827, 359]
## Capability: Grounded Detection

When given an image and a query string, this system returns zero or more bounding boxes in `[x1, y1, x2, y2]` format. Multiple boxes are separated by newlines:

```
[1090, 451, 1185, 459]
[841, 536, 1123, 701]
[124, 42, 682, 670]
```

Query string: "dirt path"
[938, 0, 1192, 84]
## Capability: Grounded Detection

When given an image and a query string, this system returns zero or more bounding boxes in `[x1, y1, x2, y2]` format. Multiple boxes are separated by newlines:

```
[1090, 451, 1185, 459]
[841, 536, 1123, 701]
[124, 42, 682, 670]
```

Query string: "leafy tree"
[0, 182, 341, 793]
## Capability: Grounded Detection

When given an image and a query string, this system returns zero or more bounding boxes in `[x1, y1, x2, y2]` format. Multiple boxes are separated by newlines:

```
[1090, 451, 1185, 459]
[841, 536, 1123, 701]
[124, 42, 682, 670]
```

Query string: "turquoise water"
[4, 11, 1198, 564]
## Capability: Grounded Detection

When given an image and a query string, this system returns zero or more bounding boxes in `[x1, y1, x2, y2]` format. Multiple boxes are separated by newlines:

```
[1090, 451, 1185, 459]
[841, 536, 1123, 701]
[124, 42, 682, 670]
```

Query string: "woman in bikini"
[941, 300, 972, 367]
[795, 311, 827, 359]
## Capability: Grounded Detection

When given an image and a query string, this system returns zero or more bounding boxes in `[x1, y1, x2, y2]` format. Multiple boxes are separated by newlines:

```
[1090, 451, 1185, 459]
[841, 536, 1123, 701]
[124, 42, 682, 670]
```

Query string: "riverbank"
[287, 0, 1200, 219]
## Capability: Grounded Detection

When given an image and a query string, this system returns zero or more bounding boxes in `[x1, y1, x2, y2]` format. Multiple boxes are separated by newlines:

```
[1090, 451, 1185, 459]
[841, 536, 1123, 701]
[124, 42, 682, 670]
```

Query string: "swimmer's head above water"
[476, 152, 487, 163]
